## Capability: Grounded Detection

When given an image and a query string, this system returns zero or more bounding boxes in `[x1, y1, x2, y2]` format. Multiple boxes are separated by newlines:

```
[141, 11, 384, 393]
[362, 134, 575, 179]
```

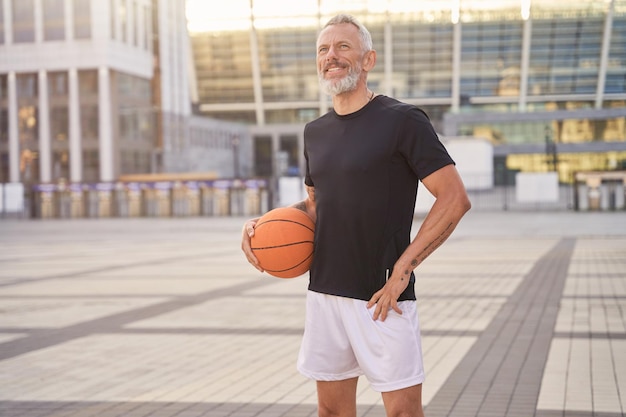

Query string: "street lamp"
[544, 125, 558, 173]
[231, 134, 240, 179]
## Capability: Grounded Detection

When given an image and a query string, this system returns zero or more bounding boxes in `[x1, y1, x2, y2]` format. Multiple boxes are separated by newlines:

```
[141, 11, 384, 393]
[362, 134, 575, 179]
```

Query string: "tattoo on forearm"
[411, 222, 454, 270]
[292, 201, 307, 212]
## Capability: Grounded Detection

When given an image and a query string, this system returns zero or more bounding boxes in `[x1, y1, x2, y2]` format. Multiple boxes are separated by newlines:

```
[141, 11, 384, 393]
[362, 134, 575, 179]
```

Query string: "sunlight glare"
[185, 0, 610, 32]
[186, 0, 251, 32]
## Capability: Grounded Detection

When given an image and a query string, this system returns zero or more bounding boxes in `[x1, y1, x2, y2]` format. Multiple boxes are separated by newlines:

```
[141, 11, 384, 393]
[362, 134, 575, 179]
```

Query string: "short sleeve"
[398, 107, 455, 180]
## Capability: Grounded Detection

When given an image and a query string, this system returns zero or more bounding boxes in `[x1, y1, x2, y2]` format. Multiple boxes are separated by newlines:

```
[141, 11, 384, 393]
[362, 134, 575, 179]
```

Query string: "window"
[80, 105, 99, 141]
[528, 18, 603, 96]
[17, 73, 37, 98]
[82, 150, 99, 182]
[0, 74, 6, 100]
[48, 72, 68, 96]
[0, 153, 8, 182]
[119, 0, 127, 42]
[50, 107, 69, 142]
[254, 136, 273, 177]
[17, 105, 38, 146]
[73, 0, 91, 39]
[78, 70, 98, 95]
[0, 110, 8, 144]
[12, 0, 35, 43]
[120, 150, 150, 175]
[133, 0, 139, 46]
[16, 74, 39, 154]
[52, 150, 70, 181]
[43, 0, 65, 41]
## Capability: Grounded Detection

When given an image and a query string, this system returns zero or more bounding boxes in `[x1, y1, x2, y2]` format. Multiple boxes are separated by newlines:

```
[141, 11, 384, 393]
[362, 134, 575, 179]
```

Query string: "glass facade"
[16, 73, 39, 183]
[117, 72, 153, 175]
[78, 69, 100, 188]
[608, 15, 626, 94]
[461, 116, 626, 146]
[78, 69, 98, 182]
[393, 22, 454, 99]
[1, 0, 215, 189]
[48, 72, 69, 182]
[507, 151, 626, 179]
[192, 32, 255, 104]
[188, 0, 626, 183]
[528, 16, 603, 96]
[190, 1, 626, 121]
[78, 70, 99, 150]
[257, 28, 318, 102]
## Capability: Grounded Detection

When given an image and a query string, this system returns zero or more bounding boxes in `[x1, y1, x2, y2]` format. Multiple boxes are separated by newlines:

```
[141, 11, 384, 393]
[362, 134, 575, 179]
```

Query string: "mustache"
[323, 59, 348, 71]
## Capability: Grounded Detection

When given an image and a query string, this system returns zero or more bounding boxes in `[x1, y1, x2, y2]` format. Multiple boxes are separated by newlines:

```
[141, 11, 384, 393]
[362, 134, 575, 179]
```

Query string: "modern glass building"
[188, 0, 626, 184]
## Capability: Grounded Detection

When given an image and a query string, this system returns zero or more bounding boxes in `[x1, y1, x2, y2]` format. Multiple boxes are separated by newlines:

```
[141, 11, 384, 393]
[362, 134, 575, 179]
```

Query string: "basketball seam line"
[251, 241, 314, 250]
[264, 252, 314, 273]
[256, 219, 315, 233]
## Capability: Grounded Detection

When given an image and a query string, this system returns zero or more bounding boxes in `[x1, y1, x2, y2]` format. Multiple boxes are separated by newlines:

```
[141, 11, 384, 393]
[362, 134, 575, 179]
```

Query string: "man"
[242, 14, 471, 417]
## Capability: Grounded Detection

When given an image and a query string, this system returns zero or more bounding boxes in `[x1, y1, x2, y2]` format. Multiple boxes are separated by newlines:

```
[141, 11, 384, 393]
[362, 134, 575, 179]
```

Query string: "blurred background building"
[0, 0, 625, 216]
[189, 0, 626, 186]
[0, 0, 251, 188]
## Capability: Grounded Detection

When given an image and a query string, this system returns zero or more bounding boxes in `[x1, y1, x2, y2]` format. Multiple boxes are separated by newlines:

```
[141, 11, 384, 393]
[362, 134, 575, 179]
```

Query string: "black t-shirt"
[303, 95, 455, 301]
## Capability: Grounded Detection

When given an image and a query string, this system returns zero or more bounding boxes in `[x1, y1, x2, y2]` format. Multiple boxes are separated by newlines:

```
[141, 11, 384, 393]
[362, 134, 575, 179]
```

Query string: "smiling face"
[316, 22, 372, 96]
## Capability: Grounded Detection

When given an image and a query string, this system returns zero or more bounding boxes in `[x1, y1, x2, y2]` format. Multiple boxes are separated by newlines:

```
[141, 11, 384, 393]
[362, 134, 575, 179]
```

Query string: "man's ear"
[363, 50, 377, 71]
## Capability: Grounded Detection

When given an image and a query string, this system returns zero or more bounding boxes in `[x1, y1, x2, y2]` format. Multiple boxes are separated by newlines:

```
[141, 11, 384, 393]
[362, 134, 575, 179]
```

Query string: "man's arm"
[241, 185, 316, 272]
[290, 185, 317, 223]
[367, 164, 471, 320]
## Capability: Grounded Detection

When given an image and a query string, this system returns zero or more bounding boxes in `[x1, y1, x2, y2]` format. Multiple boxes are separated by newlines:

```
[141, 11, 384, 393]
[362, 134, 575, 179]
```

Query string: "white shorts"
[297, 290, 425, 392]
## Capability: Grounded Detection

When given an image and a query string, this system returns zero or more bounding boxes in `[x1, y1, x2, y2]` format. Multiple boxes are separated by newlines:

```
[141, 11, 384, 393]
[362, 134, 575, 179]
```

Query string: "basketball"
[250, 207, 315, 278]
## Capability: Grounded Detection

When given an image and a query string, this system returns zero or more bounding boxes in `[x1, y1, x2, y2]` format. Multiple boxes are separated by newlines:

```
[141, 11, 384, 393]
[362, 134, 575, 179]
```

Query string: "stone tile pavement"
[0, 211, 624, 416]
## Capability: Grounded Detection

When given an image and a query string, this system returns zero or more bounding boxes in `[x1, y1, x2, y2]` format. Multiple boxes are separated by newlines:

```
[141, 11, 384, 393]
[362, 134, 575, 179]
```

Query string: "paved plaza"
[0, 211, 625, 417]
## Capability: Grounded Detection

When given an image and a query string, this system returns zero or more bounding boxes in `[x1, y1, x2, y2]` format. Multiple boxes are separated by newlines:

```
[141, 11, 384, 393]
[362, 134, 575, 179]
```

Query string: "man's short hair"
[321, 14, 373, 52]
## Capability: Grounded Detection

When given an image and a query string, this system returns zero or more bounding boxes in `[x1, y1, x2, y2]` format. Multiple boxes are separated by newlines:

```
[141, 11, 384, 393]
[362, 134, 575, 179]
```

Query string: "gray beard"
[318, 66, 361, 96]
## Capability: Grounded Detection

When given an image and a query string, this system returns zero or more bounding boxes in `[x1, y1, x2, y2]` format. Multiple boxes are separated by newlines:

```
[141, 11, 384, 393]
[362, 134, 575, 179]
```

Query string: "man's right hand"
[241, 218, 264, 272]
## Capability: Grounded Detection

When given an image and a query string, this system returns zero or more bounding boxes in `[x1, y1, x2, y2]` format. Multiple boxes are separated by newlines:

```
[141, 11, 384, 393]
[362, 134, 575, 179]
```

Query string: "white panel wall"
[516, 172, 559, 203]
[444, 137, 494, 190]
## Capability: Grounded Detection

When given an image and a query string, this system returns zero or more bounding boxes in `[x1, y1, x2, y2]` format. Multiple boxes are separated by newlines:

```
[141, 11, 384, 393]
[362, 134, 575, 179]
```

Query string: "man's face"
[316, 23, 366, 96]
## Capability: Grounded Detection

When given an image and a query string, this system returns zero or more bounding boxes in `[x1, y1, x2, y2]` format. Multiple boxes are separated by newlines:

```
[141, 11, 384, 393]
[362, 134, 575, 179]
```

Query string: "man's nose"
[326, 45, 338, 60]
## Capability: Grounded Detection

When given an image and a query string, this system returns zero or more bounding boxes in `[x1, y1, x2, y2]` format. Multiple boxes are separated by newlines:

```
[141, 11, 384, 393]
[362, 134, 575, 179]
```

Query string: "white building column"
[38, 70, 52, 183]
[519, 17, 532, 112]
[68, 69, 82, 182]
[596, 0, 614, 109]
[34, 0, 43, 42]
[451, 21, 462, 113]
[249, 16, 265, 126]
[98, 67, 113, 181]
[7, 72, 19, 182]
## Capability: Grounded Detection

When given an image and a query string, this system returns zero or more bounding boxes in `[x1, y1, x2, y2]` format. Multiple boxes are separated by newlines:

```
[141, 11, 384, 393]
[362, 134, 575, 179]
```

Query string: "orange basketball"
[250, 207, 315, 278]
